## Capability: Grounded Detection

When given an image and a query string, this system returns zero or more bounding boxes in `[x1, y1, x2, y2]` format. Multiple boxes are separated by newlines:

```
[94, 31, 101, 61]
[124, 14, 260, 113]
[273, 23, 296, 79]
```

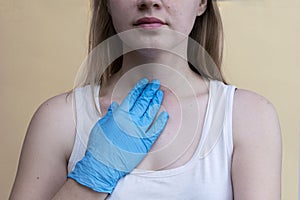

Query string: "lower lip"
[137, 23, 164, 28]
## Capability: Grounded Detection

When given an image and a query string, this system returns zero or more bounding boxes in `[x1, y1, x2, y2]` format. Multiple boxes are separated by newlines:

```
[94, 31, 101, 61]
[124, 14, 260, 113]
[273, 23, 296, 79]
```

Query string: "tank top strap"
[223, 83, 237, 156]
[196, 80, 236, 159]
[67, 84, 100, 173]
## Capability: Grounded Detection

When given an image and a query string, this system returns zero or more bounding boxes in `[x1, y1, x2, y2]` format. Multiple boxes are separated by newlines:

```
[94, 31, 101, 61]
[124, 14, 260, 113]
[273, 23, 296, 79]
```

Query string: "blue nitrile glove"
[68, 78, 169, 193]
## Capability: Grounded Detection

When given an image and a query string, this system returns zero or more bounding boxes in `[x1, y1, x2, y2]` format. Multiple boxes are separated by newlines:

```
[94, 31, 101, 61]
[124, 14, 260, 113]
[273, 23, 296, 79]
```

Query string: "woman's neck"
[118, 49, 201, 81]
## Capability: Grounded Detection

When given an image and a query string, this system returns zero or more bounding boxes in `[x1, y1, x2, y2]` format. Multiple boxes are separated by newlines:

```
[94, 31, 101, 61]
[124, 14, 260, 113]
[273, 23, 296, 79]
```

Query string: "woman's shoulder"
[230, 88, 282, 198]
[30, 90, 76, 159]
[35, 91, 74, 127]
[233, 88, 276, 112]
[37, 91, 73, 113]
[232, 88, 281, 148]
[10, 91, 77, 199]
[233, 88, 279, 122]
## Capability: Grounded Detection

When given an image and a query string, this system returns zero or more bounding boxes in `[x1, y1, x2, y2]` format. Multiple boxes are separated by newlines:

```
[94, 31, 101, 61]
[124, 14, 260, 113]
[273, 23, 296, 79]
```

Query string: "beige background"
[0, 0, 299, 199]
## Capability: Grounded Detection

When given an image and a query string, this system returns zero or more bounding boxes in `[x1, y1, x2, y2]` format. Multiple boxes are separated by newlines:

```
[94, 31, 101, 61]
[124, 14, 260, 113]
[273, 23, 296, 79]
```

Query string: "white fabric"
[68, 80, 236, 200]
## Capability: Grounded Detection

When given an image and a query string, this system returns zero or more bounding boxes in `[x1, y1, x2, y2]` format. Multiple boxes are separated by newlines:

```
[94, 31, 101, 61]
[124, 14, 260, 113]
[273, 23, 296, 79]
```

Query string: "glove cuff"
[67, 151, 124, 194]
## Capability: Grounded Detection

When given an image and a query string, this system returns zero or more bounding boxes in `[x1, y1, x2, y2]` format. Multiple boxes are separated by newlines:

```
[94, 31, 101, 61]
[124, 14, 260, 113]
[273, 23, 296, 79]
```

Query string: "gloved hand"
[68, 78, 169, 193]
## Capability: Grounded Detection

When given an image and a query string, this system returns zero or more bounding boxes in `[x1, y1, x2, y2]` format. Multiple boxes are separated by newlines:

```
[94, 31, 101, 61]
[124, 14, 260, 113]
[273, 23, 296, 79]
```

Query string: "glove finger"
[139, 89, 164, 130]
[144, 111, 169, 149]
[130, 79, 160, 118]
[120, 78, 149, 112]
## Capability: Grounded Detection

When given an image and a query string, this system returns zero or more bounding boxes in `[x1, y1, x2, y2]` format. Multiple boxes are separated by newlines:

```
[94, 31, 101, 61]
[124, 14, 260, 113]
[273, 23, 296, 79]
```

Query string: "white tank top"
[68, 80, 236, 200]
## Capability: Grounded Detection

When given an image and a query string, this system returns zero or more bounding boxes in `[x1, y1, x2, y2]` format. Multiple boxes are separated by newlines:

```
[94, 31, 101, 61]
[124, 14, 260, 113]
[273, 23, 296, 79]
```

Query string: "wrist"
[62, 179, 108, 199]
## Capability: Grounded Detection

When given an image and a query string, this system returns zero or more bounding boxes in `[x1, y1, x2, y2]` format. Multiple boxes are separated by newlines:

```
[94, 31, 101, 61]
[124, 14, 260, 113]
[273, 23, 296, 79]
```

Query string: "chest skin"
[99, 84, 209, 171]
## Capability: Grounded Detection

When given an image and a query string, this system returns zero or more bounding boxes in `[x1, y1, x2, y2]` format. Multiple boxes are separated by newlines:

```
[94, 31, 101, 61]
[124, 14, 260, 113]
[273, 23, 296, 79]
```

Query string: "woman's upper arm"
[10, 92, 76, 200]
[231, 89, 282, 200]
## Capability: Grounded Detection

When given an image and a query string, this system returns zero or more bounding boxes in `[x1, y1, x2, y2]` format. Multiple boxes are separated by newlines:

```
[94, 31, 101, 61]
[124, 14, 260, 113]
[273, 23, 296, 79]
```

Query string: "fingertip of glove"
[156, 89, 164, 99]
[158, 111, 169, 122]
[151, 79, 160, 85]
[163, 111, 169, 120]
[139, 77, 149, 85]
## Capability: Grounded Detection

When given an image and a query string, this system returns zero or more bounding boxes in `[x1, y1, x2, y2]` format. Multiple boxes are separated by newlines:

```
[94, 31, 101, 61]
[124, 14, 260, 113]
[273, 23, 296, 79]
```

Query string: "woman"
[10, 0, 282, 199]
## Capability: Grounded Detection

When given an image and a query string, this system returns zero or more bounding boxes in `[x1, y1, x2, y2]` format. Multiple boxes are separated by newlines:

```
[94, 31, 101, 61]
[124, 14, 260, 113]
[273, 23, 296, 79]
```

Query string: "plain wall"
[1, 0, 299, 199]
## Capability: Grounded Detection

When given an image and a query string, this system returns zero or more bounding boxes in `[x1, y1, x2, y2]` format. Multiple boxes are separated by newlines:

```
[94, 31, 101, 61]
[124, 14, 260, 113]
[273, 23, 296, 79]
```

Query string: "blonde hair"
[70, 0, 226, 116]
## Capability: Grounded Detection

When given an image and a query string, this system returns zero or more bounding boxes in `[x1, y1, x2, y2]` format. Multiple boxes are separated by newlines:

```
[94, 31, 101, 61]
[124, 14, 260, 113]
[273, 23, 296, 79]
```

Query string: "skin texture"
[9, 0, 282, 199]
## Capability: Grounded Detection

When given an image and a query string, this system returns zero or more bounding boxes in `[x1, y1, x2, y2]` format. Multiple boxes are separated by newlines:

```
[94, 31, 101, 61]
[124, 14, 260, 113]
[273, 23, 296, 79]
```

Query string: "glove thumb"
[98, 101, 119, 125]
[109, 101, 119, 113]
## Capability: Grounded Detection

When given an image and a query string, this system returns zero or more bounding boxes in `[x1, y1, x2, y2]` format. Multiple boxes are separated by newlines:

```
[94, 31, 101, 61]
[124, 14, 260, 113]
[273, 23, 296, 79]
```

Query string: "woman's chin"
[119, 27, 188, 54]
